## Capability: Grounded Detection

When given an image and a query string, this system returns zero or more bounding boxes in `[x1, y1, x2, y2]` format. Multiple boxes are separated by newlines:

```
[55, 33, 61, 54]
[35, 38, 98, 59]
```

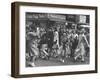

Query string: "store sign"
[48, 14, 66, 20]
[78, 15, 87, 23]
[26, 14, 48, 19]
[26, 13, 66, 21]
[66, 15, 76, 22]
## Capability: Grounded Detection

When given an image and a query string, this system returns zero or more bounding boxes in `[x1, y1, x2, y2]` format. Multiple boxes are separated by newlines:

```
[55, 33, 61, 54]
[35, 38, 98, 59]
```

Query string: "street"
[33, 56, 89, 67]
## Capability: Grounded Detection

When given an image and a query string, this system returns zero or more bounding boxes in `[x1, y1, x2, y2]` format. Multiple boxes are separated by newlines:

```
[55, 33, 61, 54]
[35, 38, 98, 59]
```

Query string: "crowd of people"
[26, 22, 90, 67]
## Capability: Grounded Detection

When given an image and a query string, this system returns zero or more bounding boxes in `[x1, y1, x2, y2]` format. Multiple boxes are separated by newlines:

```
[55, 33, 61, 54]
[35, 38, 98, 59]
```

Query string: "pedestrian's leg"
[81, 44, 85, 62]
[60, 50, 65, 63]
[81, 50, 85, 62]
[74, 52, 80, 61]
[81, 54, 85, 62]
[28, 55, 35, 67]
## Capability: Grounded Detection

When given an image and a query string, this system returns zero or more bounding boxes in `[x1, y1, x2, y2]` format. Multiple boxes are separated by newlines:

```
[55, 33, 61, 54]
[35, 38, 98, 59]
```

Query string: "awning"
[79, 25, 90, 28]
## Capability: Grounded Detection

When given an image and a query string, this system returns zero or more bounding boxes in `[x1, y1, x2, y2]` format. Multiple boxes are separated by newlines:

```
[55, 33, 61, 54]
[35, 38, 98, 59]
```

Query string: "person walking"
[74, 29, 89, 62]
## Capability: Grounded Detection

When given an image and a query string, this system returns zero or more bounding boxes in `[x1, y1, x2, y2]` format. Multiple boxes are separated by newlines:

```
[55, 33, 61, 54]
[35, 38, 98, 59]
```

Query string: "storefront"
[26, 13, 66, 31]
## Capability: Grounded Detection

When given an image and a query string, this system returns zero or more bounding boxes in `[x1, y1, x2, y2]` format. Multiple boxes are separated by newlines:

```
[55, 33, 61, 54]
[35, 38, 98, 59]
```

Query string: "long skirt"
[74, 42, 85, 61]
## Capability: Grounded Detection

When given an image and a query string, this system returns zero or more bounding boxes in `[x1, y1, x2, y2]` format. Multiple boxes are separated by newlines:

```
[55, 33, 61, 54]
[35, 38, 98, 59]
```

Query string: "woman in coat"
[74, 29, 89, 62]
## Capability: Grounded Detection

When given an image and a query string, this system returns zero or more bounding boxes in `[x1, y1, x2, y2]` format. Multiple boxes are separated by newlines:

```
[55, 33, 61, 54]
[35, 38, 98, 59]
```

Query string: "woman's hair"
[80, 28, 85, 34]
